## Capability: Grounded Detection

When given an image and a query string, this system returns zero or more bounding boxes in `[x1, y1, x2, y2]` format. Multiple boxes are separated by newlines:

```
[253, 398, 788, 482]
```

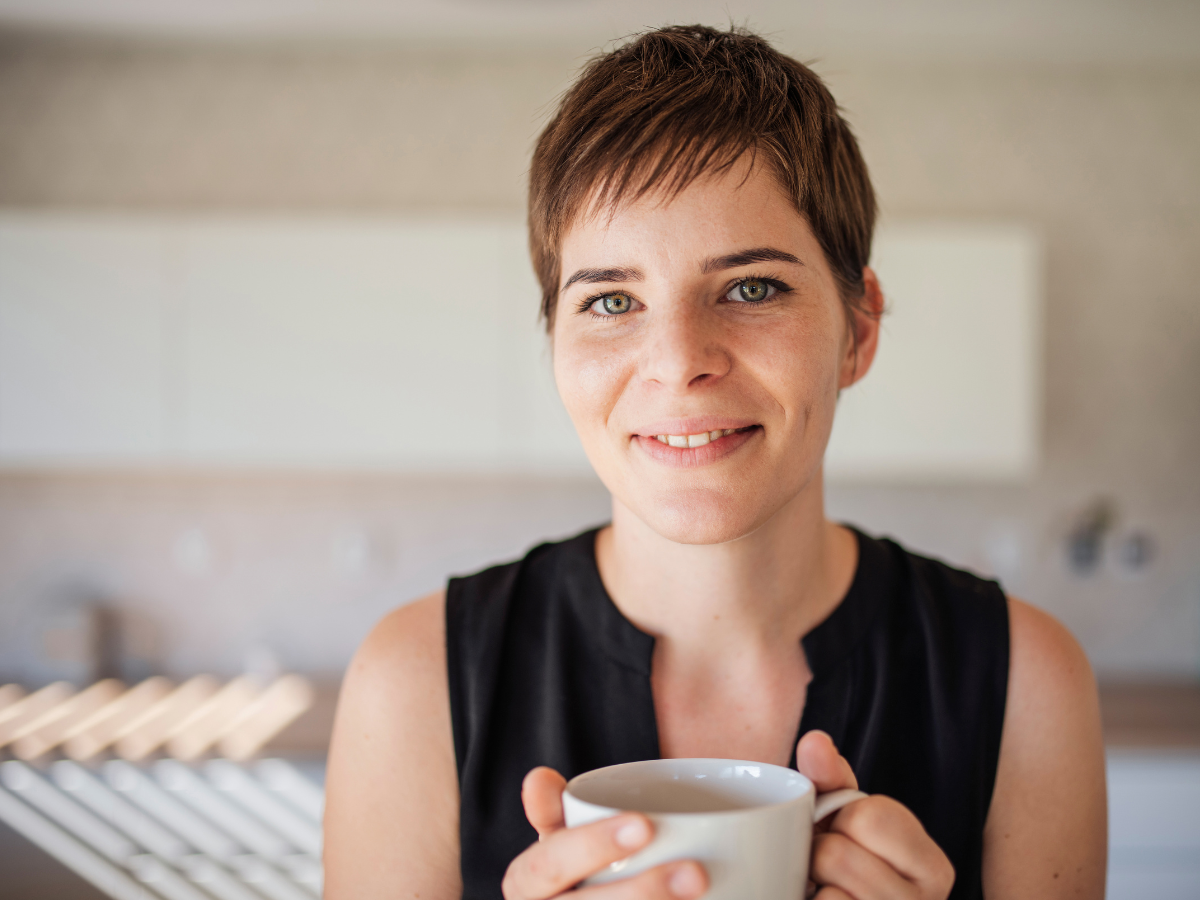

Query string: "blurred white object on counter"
[0, 674, 313, 762]
[1, 756, 324, 900]
[1106, 750, 1200, 899]
[0, 673, 323, 900]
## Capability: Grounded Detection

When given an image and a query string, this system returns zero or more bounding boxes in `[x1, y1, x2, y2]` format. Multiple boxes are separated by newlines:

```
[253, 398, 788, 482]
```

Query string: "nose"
[639, 304, 731, 393]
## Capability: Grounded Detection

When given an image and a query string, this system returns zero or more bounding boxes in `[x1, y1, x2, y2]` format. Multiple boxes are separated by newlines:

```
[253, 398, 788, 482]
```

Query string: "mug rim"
[563, 757, 815, 819]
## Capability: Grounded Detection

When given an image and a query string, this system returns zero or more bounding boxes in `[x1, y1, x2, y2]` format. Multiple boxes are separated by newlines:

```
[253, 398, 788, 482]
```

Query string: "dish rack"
[0, 677, 325, 900]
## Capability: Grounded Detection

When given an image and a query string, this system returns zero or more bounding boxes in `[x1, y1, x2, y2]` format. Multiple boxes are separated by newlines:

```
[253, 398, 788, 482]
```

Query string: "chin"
[630, 486, 777, 546]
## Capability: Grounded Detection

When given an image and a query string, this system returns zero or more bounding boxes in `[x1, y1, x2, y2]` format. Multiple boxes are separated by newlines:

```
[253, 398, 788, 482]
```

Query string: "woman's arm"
[982, 598, 1107, 898]
[323, 591, 462, 900]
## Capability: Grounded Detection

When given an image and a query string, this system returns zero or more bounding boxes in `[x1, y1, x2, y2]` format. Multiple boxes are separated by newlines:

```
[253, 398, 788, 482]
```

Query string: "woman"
[324, 25, 1106, 900]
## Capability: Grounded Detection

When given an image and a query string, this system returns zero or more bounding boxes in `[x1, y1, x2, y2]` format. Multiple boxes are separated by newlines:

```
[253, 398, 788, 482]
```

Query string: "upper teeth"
[655, 429, 738, 448]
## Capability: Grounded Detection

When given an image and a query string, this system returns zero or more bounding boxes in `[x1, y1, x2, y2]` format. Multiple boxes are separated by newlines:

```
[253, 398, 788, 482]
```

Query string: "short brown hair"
[528, 24, 877, 331]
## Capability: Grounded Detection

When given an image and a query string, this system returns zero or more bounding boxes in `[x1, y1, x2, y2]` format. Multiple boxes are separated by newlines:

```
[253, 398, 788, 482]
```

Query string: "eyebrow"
[701, 247, 803, 273]
[561, 266, 644, 291]
[559, 247, 801, 292]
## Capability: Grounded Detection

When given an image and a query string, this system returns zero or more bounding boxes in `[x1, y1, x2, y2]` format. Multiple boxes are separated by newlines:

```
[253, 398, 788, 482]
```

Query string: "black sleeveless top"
[446, 527, 1009, 900]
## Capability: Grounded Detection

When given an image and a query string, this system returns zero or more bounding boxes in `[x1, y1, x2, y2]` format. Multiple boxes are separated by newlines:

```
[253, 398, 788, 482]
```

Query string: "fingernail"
[614, 817, 650, 849]
[669, 864, 704, 898]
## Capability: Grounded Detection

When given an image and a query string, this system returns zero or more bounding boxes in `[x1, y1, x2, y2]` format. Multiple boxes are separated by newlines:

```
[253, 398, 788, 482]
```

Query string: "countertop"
[1099, 681, 1200, 749]
[261, 680, 1200, 756]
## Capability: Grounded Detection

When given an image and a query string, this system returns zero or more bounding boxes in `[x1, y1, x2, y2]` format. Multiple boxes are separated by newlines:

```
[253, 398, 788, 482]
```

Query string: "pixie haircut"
[528, 24, 877, 331]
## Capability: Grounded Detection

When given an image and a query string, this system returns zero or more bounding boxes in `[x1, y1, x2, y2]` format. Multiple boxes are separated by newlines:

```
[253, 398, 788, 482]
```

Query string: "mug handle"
[813, 788, 868, 823]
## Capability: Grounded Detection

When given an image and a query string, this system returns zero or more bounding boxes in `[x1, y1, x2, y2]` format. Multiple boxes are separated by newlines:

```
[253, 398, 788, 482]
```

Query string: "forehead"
[559, 159, 815, 274]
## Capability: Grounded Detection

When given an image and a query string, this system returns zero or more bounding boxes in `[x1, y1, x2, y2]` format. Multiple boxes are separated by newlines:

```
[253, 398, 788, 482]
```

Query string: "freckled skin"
[553, 161, 855, 546]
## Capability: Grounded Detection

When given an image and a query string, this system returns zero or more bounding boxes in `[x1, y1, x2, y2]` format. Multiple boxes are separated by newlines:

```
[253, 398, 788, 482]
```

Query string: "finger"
[502, 813, 654, 899]
[812, 888, 855, 900]
[572, 860, 708, 900]
[795, 731, 858, 793]
[828, 794, 954, 893]
[522, 767, 568, 838]
[811, 832, 919, 900]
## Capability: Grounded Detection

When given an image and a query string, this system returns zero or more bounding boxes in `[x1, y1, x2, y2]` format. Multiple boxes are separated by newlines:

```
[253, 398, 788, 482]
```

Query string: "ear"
[838, 266, 884, 390]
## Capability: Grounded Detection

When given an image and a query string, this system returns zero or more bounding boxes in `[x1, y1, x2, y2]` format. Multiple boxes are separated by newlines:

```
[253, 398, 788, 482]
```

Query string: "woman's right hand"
[502, 767, 709, 900]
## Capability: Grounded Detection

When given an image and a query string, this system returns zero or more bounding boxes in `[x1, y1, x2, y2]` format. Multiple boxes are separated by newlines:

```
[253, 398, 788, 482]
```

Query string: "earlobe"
[839, 267, 884, 390]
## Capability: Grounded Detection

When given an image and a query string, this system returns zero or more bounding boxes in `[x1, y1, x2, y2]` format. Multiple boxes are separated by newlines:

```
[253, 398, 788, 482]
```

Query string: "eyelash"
[727, 275, 792, 304]
[575, 275, 793, 319]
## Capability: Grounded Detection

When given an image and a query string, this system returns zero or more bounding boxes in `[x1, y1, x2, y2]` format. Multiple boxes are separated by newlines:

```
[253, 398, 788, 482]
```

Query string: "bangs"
[539, 27, 801, 235]
[583, 134, 760, 226]
[528, 25, 874, 329]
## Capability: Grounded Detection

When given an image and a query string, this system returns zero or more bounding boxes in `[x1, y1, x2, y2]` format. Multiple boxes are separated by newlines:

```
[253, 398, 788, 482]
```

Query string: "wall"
[0, 34, 1197, 679]
[0, 36, 572, 211]
[0, 471, 611, 682]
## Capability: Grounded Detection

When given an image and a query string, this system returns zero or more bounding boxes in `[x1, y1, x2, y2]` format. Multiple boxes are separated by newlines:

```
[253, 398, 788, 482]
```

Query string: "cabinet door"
[826, 223, 1041, 481]
[0, 215, 168, 463]
[1106, 752, 1200, 899]
[178, 218, 510, 469]
[489, 223, 590, 472]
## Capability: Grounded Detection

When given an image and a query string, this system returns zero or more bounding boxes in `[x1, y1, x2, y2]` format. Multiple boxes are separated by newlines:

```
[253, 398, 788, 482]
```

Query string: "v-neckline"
[575, 525, 885, 768]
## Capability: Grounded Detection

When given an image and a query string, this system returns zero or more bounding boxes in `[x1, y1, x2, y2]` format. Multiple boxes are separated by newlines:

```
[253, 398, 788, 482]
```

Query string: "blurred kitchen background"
[0, 0, 1197, 897]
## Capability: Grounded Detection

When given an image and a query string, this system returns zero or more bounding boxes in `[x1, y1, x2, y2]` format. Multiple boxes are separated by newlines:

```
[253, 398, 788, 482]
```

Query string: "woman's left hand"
[797, 731, 956, 900]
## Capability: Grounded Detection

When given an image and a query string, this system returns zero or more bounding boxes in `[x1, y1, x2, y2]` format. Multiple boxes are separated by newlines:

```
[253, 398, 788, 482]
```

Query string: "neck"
[595, 470, 857, 652]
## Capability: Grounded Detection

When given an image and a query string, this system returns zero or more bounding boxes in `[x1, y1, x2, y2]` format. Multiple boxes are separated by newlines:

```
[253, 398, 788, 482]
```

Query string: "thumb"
[795, 730, 858, 793]
[521, 766, 568, 838]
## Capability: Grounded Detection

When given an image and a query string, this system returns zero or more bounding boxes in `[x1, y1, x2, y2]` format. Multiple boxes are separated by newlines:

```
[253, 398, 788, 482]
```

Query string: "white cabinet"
[826, 223, 1041, 481]
[0, 216, 168, 461]
[1107, 751, 1200, 899]
[0, 213, 587, 472]
[178, 218, 509, 468]
[0, 213, 1038, 479]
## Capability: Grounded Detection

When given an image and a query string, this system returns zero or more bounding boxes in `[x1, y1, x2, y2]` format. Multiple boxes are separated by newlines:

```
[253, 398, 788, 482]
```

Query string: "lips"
[632, 418, 760, 439]
[652, 426, 756, 448]
[631, 424, 762, 466]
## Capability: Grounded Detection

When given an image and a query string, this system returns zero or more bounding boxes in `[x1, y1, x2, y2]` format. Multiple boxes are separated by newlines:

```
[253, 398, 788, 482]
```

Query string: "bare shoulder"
[324, 590, 461, 899]
[347, 589, 448, 694]
[332, 591, 451, 764]
[1007, 597, 1097, 704]
[982, 597, 1106, 899]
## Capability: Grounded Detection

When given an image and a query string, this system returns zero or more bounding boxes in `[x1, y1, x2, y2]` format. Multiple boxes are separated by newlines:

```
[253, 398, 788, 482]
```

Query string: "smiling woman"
[323, 24, 1106, 900]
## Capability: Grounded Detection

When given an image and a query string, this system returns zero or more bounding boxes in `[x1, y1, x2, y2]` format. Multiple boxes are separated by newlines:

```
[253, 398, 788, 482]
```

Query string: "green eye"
[736, 279, 772, 302]
[601, 293, 633, 314]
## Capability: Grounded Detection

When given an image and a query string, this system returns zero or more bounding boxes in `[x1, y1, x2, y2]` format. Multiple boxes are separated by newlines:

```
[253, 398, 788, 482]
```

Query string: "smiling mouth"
[649, 425, 759, 448]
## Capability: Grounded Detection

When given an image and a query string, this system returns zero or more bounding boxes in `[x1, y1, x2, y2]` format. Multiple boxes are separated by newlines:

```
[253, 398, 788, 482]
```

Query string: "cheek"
[747, 316, 845, 416]
[552, 334, 630, 432]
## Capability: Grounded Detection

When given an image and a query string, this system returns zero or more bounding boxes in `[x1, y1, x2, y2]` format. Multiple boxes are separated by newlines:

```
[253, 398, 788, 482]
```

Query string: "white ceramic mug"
[562, 758, 866, 900]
